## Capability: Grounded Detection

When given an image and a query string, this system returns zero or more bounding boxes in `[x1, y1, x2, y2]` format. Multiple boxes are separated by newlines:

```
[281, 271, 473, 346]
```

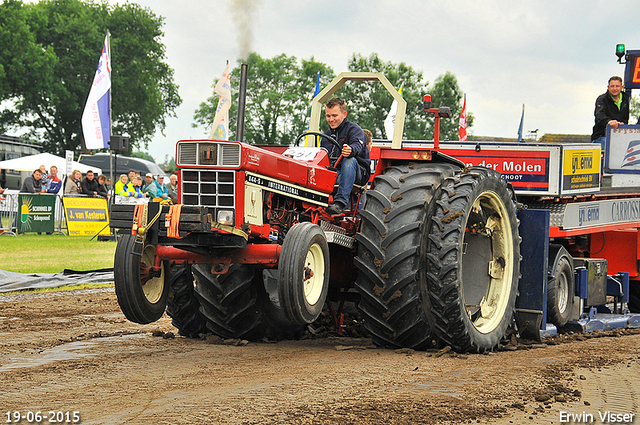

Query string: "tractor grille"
[177, 141, 241, 167]
[181, 170, 236, 209]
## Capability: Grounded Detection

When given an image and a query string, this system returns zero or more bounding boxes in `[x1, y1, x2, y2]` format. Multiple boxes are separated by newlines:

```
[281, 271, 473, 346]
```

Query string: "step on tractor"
[111, 65, 640, 353]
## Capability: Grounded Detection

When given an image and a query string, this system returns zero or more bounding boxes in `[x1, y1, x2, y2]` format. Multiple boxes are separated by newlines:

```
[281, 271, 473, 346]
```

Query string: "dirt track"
[1, 287, 639, 425]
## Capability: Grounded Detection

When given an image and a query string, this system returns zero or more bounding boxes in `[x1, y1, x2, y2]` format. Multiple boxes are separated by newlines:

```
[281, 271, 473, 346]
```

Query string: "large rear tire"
[114, 235, 169, 324]
[354, 162, 461, 350]
[546, 245, 574, 328]
[166, 264, 207, 337]
[427, 167, 521, 353]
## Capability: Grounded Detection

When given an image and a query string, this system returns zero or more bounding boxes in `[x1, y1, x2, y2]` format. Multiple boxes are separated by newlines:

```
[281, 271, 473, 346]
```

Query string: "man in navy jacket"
[321, 97, 370, 215]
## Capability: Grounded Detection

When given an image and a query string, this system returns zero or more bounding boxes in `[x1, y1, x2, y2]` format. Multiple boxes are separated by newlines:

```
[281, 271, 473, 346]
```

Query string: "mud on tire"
[114, 235, 169, 325]
[166, 264, 207, 338]
[427, 167, 521, 353]
[193, 264, 303, 341]
[354, 162, 461, 350]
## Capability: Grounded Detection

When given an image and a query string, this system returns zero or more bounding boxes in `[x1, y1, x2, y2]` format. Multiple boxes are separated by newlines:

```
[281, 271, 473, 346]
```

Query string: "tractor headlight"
[217, 210, 234, 226]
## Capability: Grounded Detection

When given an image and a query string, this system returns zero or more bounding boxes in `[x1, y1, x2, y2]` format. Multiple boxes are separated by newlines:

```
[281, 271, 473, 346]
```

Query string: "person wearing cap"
[142, 173, 158, 198]
[153, 175, 170, 202]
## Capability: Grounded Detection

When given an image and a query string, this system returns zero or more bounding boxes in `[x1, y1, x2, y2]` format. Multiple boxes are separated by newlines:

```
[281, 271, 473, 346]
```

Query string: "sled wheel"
[427, 167, 521, 353]
[114, 235, 169, 324]
[278, 222, 330, 325]
[354, 162, 460, 349]
[166, 263, 207, 337]
[547, 245, 574, 328]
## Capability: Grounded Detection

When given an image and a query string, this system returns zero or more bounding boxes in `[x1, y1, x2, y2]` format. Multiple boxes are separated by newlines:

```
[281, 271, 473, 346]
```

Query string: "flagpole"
[105, 30, 115, 224]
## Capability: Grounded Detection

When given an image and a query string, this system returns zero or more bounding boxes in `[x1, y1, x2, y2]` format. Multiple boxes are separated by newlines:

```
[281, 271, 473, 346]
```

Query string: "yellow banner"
[62, 197, 110, 236]
[563, 148, 600, 175]
[562, 148, 600, 192]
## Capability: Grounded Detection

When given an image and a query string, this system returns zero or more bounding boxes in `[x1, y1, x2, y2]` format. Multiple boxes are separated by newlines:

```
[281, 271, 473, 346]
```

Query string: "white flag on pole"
[384, 86, 403, 140]
[210, 63, 231, 140]
[82, 34, 111, 149]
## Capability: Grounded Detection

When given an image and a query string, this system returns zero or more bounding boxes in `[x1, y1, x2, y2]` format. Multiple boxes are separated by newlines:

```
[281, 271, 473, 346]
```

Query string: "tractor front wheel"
[278, 222, 330, 325]
[114, 235, 169, 324]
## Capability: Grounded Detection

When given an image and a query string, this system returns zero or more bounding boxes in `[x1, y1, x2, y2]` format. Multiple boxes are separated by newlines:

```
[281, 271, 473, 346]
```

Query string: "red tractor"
[111, 72, 521, 353]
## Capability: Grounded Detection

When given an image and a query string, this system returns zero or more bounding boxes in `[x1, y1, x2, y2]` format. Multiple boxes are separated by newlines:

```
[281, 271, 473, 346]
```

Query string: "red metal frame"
[549, 222, 640, 237]
[590, 229, 640, 278]
[155, 244, 281, 272]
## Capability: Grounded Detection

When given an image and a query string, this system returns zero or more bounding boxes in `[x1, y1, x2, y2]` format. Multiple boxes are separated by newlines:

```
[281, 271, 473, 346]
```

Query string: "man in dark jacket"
[20, 169, 46, 193]
[80, 170, 100, 197]
[321, 97, 370, 215]
[591, 76, 630, 149]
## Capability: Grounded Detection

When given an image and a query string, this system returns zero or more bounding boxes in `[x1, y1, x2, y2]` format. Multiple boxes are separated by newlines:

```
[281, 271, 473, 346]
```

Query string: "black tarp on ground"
[0, 268, 114, 293]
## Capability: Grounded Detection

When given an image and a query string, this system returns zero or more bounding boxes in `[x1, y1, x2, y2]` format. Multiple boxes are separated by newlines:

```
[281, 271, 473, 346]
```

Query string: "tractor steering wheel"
[294, 131, 341, 149]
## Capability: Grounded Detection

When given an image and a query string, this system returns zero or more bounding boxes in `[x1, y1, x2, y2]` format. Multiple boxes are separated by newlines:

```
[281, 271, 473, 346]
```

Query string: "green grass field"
[0, 234, 117, 273]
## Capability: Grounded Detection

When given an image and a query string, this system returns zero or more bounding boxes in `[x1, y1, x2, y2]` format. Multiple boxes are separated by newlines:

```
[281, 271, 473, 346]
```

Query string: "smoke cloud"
[228, 0, 262, 60]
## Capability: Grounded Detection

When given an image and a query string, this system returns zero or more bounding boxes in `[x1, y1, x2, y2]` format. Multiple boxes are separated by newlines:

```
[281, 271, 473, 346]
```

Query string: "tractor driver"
[321, 97, 370, 215]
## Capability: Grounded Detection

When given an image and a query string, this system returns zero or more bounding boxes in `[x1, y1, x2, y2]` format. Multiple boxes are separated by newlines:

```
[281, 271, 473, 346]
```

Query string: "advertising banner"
[605, 125, 640, 173]
[561, 148, 600, 193]
[62, 197, 110, 236]
[437, 144, 558, 195]
[17, 194, 56, 234]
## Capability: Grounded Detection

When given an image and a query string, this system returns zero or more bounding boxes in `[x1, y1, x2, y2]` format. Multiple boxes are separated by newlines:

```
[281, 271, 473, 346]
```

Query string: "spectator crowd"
[14, 164, 177, 204]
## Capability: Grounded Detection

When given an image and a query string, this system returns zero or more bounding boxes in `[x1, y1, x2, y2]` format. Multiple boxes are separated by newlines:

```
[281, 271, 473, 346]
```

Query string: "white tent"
[0, 152, 100, 176]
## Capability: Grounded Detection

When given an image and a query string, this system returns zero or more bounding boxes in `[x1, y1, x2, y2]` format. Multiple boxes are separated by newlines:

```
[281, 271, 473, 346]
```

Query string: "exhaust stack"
[236, 63, 248, 142]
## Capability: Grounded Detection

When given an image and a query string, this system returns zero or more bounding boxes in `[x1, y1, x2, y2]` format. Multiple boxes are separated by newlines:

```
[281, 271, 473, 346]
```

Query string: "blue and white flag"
[622, 140, 640, 168]
[82, 34, 111, 150]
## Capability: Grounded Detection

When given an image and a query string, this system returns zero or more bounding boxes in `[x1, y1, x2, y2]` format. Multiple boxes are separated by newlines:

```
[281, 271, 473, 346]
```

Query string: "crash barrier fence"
[0, 191, 19, 236]
[0, 189, 168, 236]
[0, 191, 112, 236]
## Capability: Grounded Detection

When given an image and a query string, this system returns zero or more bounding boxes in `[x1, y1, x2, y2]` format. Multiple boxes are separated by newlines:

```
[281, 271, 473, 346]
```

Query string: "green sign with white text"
[17, 194, 55, 234]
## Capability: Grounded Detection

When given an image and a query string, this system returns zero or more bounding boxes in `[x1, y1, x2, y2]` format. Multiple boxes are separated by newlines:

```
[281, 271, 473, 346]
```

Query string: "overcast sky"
[110, 0, 640, 162]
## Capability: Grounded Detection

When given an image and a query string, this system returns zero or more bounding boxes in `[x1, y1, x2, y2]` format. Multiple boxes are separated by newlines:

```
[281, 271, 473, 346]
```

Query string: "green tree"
[338, 53, 431, 141]
[336, 54, 472, 142]
[193, 53, 334, 144]
[0, 0, 56, 134]
[129, 151, 155, 163]
[427, 71, 474, 141]
[0, 0, 181, 156]
[631, 94, 640, 124]
[159, 155, 176, 173]
[193, 52, 472, 144]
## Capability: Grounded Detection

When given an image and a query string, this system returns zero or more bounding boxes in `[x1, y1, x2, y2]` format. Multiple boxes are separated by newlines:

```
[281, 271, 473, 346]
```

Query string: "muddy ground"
[0, 287, 639, 425]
